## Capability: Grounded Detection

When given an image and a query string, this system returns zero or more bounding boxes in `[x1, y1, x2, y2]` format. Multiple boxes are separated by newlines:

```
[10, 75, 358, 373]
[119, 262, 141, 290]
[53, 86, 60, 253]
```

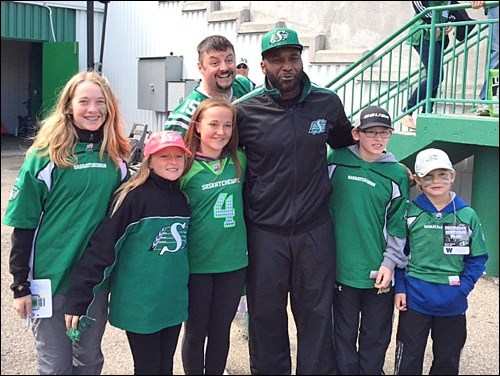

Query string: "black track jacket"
[235, 73, 354, 235]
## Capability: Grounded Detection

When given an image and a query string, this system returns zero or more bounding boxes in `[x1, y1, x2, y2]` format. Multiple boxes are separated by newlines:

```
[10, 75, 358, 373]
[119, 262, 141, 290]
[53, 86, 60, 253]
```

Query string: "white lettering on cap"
[363, 113, 390, 120]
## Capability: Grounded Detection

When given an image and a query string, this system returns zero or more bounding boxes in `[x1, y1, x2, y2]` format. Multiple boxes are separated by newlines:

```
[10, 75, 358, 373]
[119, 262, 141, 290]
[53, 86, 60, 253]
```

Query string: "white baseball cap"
[236, 57, 249, 67]
[414, 148, 455, 177]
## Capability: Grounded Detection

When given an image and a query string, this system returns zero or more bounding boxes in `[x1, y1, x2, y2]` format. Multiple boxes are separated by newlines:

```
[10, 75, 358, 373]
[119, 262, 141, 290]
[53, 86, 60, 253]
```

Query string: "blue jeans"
[407, 38, 447, 114]
[479, 6, 499, 100]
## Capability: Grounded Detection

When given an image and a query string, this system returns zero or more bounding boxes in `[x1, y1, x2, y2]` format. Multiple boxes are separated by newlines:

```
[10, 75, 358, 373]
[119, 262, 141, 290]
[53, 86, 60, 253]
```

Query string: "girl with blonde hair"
[64, 131, 192, 375]
[3, 70, 130, 375]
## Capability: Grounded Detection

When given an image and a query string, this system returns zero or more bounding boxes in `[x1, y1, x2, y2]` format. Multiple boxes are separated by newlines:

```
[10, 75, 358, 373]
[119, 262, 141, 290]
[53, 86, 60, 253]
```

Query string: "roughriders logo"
[161, 132, 178, 143]
[269, 30, 290, 45]
[150, 222, 188, 255]
[309, 119, 327, 134]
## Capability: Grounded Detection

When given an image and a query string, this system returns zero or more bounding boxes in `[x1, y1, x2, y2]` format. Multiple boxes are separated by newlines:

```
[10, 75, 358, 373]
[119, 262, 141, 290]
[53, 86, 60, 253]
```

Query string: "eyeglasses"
[236, 65, 248, 69]
[359, 129, 393, 138]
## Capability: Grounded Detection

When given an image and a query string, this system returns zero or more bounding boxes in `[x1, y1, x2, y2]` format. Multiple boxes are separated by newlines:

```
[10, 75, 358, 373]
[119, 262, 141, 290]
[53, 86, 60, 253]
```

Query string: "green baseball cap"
[261, 27, 303, 56]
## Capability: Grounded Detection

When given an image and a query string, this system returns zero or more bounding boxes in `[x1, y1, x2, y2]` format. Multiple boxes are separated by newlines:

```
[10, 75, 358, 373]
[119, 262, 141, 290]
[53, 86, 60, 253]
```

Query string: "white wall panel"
[75, 10, 103, 72]
[101, 1, 268, 133]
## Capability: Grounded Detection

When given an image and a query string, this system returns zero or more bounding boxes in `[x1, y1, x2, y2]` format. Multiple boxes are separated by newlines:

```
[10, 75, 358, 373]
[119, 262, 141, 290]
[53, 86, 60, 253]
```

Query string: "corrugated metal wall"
[1, 1, 378, 134]
[1, 1, 76, 42]
[101, 1, 353, 134]
[0, 1, 104, 135]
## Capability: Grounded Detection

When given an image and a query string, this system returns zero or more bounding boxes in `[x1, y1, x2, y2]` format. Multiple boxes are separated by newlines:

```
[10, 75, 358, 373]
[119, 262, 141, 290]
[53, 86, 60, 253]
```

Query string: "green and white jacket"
[64, 172, 190, 334]
[3, 140, 128, 296]
[165, 76, 253, 135]
[328, 145, 410, 289]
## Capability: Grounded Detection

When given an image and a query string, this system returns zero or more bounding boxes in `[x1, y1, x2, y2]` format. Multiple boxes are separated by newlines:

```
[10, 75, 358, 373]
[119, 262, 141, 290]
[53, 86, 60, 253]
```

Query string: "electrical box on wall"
[138, 56, 183, 112]
[167, 80, 200, 111]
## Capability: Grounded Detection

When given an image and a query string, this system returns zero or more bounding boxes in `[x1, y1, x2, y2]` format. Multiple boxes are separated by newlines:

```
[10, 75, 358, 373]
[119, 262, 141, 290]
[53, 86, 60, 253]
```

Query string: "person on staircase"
[470, 1, 499, 116]
[401, 1, 454, 130]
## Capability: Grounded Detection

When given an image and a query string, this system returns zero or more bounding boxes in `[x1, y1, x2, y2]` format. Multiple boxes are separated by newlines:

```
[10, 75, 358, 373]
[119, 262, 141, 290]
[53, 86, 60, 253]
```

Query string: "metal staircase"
[325, 2, 499, 275]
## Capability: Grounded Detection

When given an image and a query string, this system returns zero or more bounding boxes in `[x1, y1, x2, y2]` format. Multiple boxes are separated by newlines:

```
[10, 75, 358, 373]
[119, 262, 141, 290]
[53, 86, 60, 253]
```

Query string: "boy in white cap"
[394, 148, 489, 375]
[328, 105, 410, 375]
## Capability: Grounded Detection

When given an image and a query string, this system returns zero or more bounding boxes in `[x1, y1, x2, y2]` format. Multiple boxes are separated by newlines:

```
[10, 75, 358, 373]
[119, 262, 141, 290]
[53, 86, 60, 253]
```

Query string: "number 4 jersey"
[180, 150, 248, 274]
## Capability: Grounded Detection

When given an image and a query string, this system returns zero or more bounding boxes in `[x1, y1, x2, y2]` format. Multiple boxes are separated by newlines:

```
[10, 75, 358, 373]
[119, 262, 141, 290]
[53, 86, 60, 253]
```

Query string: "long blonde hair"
[110, 159, 151, 216]
[183, 97, 242, 178]
[29, 70, 130, 167]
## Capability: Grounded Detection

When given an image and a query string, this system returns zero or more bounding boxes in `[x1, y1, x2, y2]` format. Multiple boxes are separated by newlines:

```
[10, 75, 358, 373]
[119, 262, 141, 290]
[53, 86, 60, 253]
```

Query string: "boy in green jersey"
[394, 148, 488, 375]
[328, 106, 410, 374]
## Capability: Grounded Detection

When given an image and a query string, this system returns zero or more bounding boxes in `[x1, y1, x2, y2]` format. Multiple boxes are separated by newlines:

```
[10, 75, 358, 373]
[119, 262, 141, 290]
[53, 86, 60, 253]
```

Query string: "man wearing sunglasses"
[236, 57, 256, 90]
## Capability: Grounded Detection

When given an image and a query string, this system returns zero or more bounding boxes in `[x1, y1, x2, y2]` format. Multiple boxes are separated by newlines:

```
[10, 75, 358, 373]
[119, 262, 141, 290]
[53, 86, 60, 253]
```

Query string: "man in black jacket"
[234, 27, 354, 375]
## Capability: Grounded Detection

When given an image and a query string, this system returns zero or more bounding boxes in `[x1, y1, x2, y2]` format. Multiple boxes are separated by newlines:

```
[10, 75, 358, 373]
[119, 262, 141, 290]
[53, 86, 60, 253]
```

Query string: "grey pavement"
[1, 135, 33, 157]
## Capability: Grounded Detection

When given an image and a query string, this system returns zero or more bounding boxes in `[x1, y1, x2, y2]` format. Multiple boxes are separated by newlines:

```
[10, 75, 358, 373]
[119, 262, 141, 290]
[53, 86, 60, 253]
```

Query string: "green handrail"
[326, 1, 498, 125]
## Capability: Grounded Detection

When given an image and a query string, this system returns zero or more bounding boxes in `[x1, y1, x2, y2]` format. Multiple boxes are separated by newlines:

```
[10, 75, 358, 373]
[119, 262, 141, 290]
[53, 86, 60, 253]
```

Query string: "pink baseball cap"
[144, 131, 192, 159]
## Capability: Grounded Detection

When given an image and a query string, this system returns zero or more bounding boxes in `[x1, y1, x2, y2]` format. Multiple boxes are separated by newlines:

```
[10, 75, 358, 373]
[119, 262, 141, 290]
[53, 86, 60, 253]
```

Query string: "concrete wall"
[97, 1, 489, 133]
[100, 1, 418, 132]
[221, 1, 413, 50]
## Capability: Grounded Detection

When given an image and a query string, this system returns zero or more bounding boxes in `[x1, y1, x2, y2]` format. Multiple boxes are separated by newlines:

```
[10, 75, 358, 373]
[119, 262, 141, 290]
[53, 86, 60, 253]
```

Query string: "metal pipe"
[87, 1, 94, 71]
[97, 1, 109, 73]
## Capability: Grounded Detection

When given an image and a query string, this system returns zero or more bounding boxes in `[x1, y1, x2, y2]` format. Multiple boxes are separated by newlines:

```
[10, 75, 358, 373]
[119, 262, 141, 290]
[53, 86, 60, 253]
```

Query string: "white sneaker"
[400, 115, 417, 130]
[474, 105, 490, 116]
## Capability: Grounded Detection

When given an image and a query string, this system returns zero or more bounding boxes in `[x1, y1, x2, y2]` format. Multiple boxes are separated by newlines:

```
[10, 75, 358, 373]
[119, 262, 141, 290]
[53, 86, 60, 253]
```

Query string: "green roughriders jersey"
[180, 150, 248, 274]
[328, 146, 410, 289]
[3, 142, 128, 295]
[405, 196, 488, 285]
[164, 77, 253, 135]
[394, 192, 488, 316]
[64, 173, 191, 334]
